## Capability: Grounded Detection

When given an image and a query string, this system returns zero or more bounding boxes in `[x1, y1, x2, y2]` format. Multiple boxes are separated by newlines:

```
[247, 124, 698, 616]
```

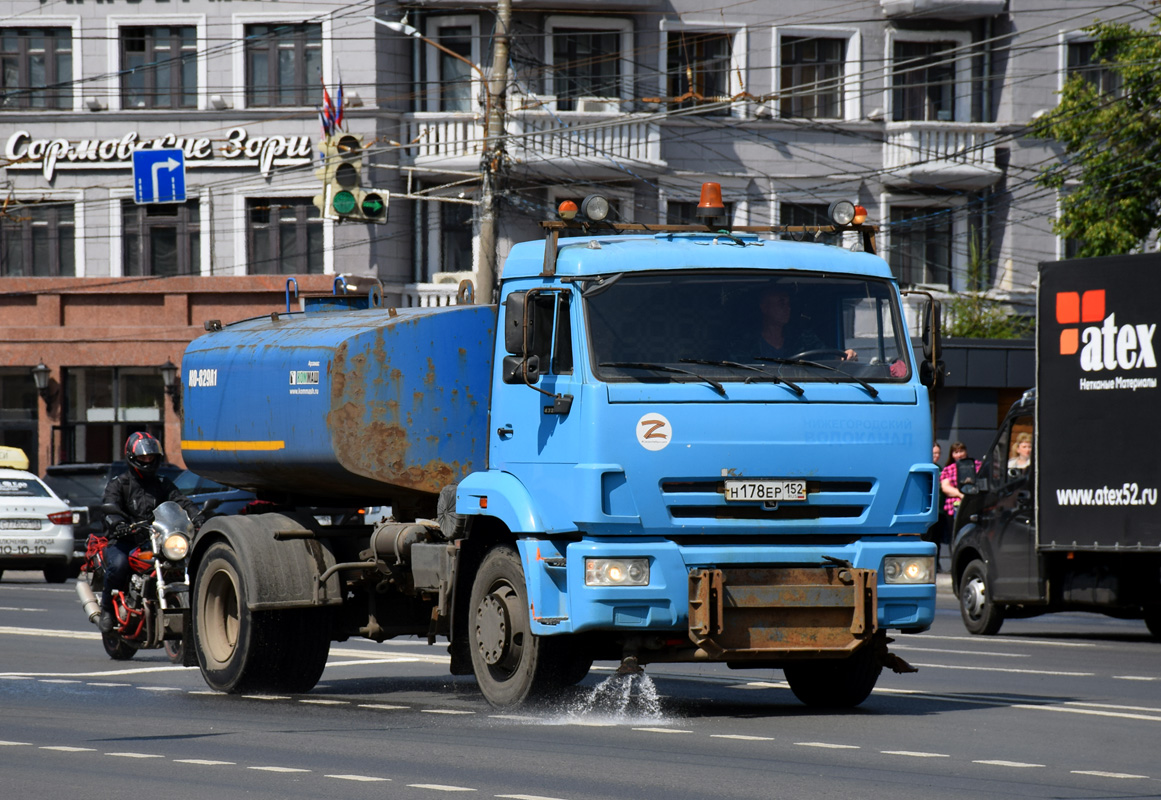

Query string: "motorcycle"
[75, 500, 207, 663]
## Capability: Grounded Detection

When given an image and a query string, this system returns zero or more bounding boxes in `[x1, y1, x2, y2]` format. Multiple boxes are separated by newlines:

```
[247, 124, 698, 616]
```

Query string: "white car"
[0, 468, 81, 583]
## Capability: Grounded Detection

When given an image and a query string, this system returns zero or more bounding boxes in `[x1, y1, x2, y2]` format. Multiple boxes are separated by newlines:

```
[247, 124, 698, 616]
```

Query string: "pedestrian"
[939, 441, 981, 558]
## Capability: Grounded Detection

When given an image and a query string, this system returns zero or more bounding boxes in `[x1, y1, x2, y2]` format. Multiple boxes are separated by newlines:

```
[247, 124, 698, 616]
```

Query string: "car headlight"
[161, 532, 190, 561]
[883, 556, 934, 584]
[585, 557, 649, 586]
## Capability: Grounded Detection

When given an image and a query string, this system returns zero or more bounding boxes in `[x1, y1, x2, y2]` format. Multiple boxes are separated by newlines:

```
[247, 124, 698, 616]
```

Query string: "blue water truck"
[179, 189, 940, 708]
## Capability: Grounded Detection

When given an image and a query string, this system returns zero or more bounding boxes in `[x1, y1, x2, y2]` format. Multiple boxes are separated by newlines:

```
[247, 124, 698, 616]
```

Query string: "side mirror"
[921, 299, 942, 362]
[960, 482, 979, 497]
[502, 354, 541, 385]
[919, 359, 946, 389]
[504, 292, 527, 355]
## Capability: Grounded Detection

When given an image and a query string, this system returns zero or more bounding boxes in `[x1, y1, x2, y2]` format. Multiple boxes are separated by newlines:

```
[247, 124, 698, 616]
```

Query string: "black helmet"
[124, 431, 163, 479]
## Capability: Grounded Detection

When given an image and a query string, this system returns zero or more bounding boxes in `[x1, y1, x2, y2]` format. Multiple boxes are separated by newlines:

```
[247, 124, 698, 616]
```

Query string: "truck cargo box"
[180, 304, 496, 504]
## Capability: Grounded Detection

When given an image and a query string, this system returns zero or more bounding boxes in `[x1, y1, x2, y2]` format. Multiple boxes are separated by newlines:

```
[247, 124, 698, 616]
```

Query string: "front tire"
[960, 559, 1005, 635]
[192, 541, 330, 694]
[783, 644, 882, 708]
[102, 631, 137, 660]
[469, 546, 559, 708]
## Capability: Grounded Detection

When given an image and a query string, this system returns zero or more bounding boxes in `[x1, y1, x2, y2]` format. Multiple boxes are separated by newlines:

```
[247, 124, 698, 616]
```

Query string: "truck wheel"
[102, 631, 137, 661]
[469, 546, 557, 707]
[43, 564, 71, 584]
[783, 645, 882, 708]
[960, 559, 1004, 635]
[193, 541, 330, 694]
[1145, 607, 1161, 640]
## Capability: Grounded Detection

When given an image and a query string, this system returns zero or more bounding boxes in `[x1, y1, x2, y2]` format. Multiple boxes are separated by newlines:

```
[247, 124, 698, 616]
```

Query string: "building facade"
[1, 0, 1140, 473]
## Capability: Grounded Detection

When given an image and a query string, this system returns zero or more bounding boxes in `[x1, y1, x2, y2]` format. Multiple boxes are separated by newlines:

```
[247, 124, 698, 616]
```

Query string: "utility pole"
[476, 0, 510, 306]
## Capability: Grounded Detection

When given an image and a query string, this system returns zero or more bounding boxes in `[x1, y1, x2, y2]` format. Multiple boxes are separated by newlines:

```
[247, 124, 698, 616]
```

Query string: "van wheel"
[469, 546, 557, 708]
[783, 644, 882, 708]
[43, 564, 71, 584]
[960, 559, 1005, 635]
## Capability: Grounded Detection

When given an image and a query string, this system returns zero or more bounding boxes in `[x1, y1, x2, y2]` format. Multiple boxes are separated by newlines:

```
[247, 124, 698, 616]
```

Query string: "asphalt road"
[2, 570, 1159, 800]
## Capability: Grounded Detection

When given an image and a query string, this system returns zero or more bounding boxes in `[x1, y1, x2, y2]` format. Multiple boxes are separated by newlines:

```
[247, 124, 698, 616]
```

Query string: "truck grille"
[660, 479, 873, 523]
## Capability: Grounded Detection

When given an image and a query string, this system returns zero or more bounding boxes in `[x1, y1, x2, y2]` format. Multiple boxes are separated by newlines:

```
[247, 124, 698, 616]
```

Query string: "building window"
[122, 200, 200, 276]
[0, 27, 72, 110]
[248, 198, 323, 274]
[1, 202, 74, 277]
[121, 26, 197, 109]
[439, 201, 474, 274]
[666, 31, 732, 115]
[1067, 40, 1121, 96]
[0, 371, 38, 474]
[780, 202, 840, 246]
[434, 26, 473, 112]
[244, 23, 321, 108]
[781, 37, 845, 119]
[892, 40, 956, 122]
[59, 368, 165, 464]
[888, 207, 952, 287]
[551, 28, 622, 110]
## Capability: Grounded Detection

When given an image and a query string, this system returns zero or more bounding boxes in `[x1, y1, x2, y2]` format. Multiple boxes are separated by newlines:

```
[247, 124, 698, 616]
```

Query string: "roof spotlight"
[828, 200, 857, 226]
[580, 194, 610, 222]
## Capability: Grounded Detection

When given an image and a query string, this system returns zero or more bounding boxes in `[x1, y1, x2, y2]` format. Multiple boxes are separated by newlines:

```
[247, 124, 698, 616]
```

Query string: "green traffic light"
[332, 190, 356, 215]
[361, 193, 385, 218]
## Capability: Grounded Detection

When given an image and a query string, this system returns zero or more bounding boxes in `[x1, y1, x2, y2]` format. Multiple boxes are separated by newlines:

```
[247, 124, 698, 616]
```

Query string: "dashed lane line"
[40, 746, 95, 752]
[795, 742, 859, 749]
[299, 699, 348, 705]
[327, 774, 391, 782]
[105, 752, 165, 759]
[175, 759, 234, 766]
[909, 634, 1097, 648]
[908, 663, 1093, 677]
[496, 795, 569, 800]
[249, 766, 311, 773]
[1072, 770, 1150, 779]
[881, 750, 950, 758]
[0, 741, 31, 746]
[408, 784, 477, 792]
[890, 645, 1029, 658]
[359, 703, 410, 710]
[974, 760, 1045, 768]
[1113, 675, 1160, 682]
[631, 727, 692, 734]
[422, 709, 476, 715]
[711, 734, 775, 741]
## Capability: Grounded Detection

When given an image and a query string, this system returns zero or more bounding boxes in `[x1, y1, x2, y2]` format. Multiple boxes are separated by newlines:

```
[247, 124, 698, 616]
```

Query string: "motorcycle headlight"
[883, 555, 934, 584]
[161, 532, 190, 561]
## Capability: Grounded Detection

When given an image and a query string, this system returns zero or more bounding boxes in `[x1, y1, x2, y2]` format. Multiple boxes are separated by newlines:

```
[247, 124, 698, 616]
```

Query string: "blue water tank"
[180, 304, 496, 504]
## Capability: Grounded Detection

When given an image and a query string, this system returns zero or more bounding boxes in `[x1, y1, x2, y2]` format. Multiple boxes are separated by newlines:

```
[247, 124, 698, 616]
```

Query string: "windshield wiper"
[599, 362, 726, 396]
[679, 358, 803, 396]
[755, 357, 879, 398]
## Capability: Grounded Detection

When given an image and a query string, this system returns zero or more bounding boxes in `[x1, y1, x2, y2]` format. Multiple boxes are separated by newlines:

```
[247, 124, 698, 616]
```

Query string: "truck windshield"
[584, 271, 911, 385]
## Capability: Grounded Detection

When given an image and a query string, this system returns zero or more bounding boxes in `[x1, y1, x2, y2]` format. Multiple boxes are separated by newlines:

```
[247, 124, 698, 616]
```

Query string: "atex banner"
[1038, 254, 1161, 548]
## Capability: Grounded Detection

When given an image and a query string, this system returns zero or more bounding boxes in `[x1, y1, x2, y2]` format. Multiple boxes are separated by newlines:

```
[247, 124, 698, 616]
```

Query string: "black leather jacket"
[102, 470, 201, 538]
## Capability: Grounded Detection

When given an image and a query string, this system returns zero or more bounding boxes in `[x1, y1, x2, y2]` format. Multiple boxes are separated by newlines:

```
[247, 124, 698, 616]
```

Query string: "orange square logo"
[1056, 292, 1079, 324]
[1081, 289, 1105, 322]
[1060, 328, 1079, 355]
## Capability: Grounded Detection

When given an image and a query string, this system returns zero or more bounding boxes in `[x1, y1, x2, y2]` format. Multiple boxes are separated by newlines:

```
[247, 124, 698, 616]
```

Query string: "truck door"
[984, 414, 1041, 601]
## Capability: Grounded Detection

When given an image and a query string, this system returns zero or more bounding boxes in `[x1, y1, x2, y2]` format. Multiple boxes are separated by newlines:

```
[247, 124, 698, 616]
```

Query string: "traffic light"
[312, 134, 389, 224]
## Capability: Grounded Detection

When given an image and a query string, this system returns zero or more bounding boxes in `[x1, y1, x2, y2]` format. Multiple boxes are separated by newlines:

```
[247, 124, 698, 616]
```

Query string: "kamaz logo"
[188, 368, 217, 388]
[289, 370, 319, 386]
[1057, 290, 1156, 371]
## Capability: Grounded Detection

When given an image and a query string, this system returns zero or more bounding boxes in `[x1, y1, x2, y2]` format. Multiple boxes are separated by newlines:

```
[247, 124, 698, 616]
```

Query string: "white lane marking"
[795, 742, 859, 749]
[1113, 675, 1159, 682]
[422, 709, 475, 715]
[249, 766, 310, 773]
[0, 665, 190, 678]
[241, 695, 290, 701]
[138, 686, 183, 693]
[324, 657, 426, 668]
[632, 727, 692, 734]
[909, 662, 1093, 677]
[881, 751, 949, 758]
[890, 645, 1028, 658]
[40, 746, 96, 752]
[0, 607, 46, 612]
[106, 752, 165, 759]
[175, 759, 234, 766]
[560, 721, 615, 727]
[973, 760, 1044, 768]
[908, 634, 1096, 648]
[326, 775, 391, 782]
[728, 681, 787, 690]
[0, 740, 31, 746]
[0, 676, 31, 681]
[299, 699, 348, 706]
[489, 714, 540, 722]
[1071, 770, 1150, 779]
[359, 704, 410, 710]
[1066, 700, 1161, 714]
[497, 795, 570, 800]
[711, 734, 775, 741]
[87, 682, 130, 687]
[0, 626, 99, 640]
[408, 784, 477, 792]
[1012, 703, 1161, 722]
[39, 679, 82, 684]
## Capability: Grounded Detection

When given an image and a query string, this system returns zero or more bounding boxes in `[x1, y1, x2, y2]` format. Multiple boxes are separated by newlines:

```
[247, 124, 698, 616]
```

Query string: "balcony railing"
[401, 110, 664, 177]
[880, 0, 1006, 19]
[882, 122, 1002, 190]
[384, 282, 462, 308]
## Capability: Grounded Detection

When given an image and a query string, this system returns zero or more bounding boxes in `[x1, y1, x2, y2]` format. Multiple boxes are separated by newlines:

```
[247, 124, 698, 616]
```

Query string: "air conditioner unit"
[575, 97, 620, 114]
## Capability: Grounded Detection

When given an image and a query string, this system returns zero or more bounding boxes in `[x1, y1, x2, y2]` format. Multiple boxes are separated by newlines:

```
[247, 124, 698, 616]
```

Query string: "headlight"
[585, 557, 649, 586]
[161, 532, 190, 561]
[883, 556, 934, 584]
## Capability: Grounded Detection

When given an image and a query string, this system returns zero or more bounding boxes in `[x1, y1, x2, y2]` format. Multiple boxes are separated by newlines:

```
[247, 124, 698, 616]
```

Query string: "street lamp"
[30, 361, 52, 402]
[160, 359, 181, 414]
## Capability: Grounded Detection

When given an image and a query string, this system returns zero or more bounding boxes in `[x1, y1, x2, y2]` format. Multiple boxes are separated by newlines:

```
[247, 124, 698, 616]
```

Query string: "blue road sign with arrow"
[132, 149, 186, 204]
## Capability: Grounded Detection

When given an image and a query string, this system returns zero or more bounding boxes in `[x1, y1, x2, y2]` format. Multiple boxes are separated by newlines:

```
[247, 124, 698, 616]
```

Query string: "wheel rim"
[475, 583, 523, 675]
[962, 575, 987, 621]
[203, 567, 240, 663]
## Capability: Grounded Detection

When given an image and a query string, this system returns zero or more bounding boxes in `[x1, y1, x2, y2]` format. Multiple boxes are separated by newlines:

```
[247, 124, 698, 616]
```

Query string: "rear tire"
[193, 541, 330, 693]
[783, 644, 882, 708]
[959, 559, 1005, 635]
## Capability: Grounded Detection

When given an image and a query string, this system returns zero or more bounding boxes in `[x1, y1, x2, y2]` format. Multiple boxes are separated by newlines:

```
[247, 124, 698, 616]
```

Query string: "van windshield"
[584, 271, 911, 385]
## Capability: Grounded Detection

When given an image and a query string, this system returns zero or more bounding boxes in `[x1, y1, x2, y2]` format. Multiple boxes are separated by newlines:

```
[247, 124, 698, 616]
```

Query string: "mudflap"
[688, 566, 883, 661]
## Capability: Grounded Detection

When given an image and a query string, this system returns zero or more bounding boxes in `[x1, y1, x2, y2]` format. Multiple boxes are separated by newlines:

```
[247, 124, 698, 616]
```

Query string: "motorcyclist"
[98, 432, 201, 634]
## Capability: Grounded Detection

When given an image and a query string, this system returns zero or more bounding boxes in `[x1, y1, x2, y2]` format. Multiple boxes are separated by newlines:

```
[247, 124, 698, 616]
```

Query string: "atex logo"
[1057, 289, 1156, 371]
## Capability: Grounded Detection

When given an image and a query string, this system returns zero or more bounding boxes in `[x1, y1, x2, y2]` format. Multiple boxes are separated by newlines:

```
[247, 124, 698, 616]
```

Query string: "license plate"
[723, 479, 807, 502]
[0, 519, 40, 530]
